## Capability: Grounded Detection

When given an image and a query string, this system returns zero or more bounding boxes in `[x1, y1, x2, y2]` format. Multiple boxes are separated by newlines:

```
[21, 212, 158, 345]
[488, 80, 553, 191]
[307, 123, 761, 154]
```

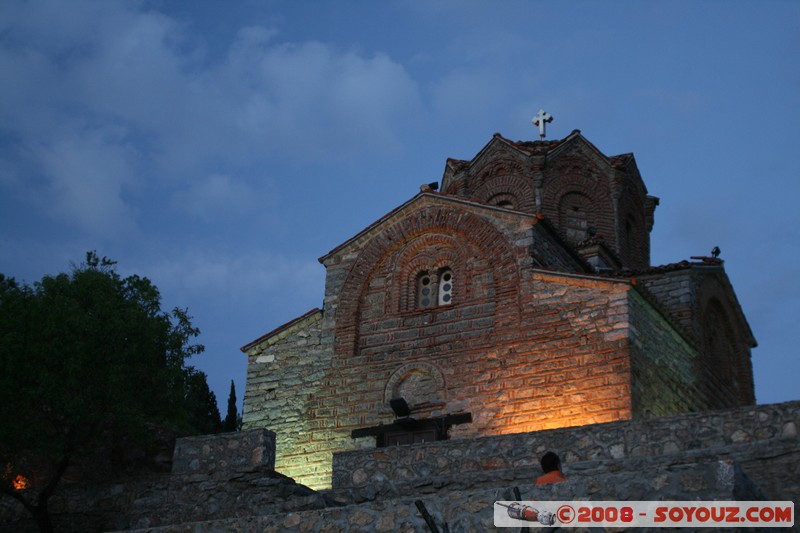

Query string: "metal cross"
[532, 109, 553, 140]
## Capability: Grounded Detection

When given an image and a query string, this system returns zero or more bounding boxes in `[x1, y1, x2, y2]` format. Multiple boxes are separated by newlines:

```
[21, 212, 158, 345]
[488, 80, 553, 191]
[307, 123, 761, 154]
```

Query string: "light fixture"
[389, 397, 411, 418]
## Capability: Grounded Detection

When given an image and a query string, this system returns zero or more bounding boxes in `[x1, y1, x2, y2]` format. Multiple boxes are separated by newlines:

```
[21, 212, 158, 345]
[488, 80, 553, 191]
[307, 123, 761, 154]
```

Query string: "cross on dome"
[532, 109, 553, 140]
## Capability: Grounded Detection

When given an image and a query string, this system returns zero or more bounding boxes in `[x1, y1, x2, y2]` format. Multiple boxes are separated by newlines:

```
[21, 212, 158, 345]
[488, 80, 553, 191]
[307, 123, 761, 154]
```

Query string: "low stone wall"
[171, 427, 275, 477]
[133, 458, 770, 532]
[332, 401, 800, 496]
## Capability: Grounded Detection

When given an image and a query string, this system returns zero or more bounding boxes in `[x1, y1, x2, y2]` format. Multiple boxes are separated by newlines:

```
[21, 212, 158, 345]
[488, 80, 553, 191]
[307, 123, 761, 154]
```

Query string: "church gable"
[326, 194, 525, 363]
[441, 135, 540, 211]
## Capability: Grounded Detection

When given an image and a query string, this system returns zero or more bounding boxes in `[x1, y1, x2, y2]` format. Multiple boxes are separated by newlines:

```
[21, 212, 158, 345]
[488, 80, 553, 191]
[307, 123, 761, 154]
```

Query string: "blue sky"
[1, 0, 798, 412]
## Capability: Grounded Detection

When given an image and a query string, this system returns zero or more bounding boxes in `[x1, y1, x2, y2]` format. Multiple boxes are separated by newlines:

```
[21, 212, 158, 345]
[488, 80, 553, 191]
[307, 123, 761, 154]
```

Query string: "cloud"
[171, 173, 260, 221]
[0, 1, 423, 240]
[220, 27, 423, 158]
[147, 249, 324, 307]
[1, 124, 139, 238]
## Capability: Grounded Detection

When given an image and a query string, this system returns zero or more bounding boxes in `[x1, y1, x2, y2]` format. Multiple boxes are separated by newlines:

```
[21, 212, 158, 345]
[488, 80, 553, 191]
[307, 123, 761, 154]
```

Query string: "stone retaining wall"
[132, 458, 772, 532]
[332, 400, 800, 495]
[2, 403, 797, 532]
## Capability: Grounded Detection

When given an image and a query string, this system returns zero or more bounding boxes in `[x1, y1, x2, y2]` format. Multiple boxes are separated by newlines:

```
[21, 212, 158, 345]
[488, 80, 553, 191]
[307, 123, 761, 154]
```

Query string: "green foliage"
[0, 252, 221, 529]
[184, 369, 222, 435]
[223, 380, 241, 432]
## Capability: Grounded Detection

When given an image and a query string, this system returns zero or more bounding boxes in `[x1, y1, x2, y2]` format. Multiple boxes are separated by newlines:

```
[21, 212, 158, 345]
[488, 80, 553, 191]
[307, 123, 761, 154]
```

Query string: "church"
[240, 121, 756, 490]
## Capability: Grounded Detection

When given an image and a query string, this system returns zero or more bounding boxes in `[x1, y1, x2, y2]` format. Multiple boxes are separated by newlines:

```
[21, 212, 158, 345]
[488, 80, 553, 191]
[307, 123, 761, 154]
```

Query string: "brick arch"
[542, 176, 614, 246]
[384, 362, 447, 407]
[617, 179, 650, 268]
[388, 233, 470, 312]
[697, 276, 755, 406]
[472, 175, 536, 212]
[620, 209, 646, 269]
[557, 191, 595, 243]
[333, 205, 521, 360]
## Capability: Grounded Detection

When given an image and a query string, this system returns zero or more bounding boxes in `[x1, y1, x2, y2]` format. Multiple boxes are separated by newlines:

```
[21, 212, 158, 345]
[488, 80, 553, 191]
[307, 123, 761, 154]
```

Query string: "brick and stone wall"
[239, 132, 756, 492]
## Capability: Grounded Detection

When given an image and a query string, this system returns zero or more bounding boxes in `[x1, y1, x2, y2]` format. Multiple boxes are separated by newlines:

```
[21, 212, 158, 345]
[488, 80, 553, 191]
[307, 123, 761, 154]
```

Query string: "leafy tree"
[222, 380, 241, 432]
[184, 369, 222, 435]
[0, 252, 216, 532]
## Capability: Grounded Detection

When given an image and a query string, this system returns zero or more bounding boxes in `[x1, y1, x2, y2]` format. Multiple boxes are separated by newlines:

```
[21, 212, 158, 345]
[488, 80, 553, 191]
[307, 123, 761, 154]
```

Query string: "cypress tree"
[223, 380, 240, 432]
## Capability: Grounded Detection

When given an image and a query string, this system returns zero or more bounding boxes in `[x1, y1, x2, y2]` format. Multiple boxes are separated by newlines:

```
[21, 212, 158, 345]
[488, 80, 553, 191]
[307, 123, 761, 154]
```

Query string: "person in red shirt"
[535, 451, 567, 485]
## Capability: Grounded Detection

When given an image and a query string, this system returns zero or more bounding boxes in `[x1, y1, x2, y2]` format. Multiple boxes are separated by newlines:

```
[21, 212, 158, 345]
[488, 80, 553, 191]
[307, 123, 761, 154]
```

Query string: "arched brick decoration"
[542, 176, 614, 249]
[697, 275, 755, 406]
[620, 211, 646, 269]
[702, 298, 739, 406]
[473, 175, 536, 212]
[557, 191, 595, 243]
[384, 362, 447, 408]
[333, 204, 522, 360]
[387, 233, 465, 312]
[616, 177, 650, 269]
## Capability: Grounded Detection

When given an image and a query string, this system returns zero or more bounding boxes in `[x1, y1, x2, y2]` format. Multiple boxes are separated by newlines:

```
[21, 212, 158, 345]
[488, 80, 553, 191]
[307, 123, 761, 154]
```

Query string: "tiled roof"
[631, 258, 724, 276]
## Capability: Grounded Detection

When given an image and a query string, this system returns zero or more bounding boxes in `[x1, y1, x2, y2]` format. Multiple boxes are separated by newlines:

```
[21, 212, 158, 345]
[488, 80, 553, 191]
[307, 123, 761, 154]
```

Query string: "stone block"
[172, 428, 276, 478]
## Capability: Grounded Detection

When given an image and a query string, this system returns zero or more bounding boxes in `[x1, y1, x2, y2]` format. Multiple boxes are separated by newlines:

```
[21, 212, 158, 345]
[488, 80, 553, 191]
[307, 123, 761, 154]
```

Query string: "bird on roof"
[711, 246, 721, 258]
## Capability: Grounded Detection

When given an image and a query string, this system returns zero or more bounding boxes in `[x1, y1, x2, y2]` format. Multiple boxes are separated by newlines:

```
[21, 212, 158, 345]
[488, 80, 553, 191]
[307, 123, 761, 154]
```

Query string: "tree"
[222, 380, 241, 432]
[184, 369, 222, 435]
[0, 252, 215, 532]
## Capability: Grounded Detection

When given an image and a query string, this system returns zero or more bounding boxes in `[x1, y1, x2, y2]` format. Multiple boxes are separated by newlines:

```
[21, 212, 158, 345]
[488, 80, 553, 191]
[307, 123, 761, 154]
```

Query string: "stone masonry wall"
[332, 400, 800, 502]
[639, 265, 756, 408]
[134, 401, 798, 531]
[241, 309, 341, 488]
[131, 459, 777, 532]
[639, 267, 696, 337]
[628, 287, 708, 416]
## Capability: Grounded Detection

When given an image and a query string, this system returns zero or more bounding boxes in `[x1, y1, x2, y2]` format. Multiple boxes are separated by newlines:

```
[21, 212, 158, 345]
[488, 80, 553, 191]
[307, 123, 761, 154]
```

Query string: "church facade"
[241, 129, 756, 489]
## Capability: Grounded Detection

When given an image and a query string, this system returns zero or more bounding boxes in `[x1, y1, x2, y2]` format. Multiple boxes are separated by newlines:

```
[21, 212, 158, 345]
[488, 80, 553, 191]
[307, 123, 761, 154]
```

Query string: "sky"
[1, 0, 798, 413]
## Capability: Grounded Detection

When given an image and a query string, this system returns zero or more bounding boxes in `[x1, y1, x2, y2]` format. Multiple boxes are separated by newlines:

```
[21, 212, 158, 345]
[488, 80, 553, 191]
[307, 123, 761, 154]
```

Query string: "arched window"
[417, 272, 434, 308]
[438, 269, 453, 305]
[415, 268, 454, 308]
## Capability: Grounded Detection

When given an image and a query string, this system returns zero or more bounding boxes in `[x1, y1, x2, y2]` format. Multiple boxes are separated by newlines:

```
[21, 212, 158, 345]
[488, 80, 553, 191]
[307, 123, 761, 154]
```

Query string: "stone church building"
[241, 128, 756, 490]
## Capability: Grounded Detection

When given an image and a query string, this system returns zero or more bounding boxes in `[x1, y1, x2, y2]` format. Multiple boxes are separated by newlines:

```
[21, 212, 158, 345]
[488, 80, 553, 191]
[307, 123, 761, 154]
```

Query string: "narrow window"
[438, 269, 453, 305]
[417, 272, 433, 308]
